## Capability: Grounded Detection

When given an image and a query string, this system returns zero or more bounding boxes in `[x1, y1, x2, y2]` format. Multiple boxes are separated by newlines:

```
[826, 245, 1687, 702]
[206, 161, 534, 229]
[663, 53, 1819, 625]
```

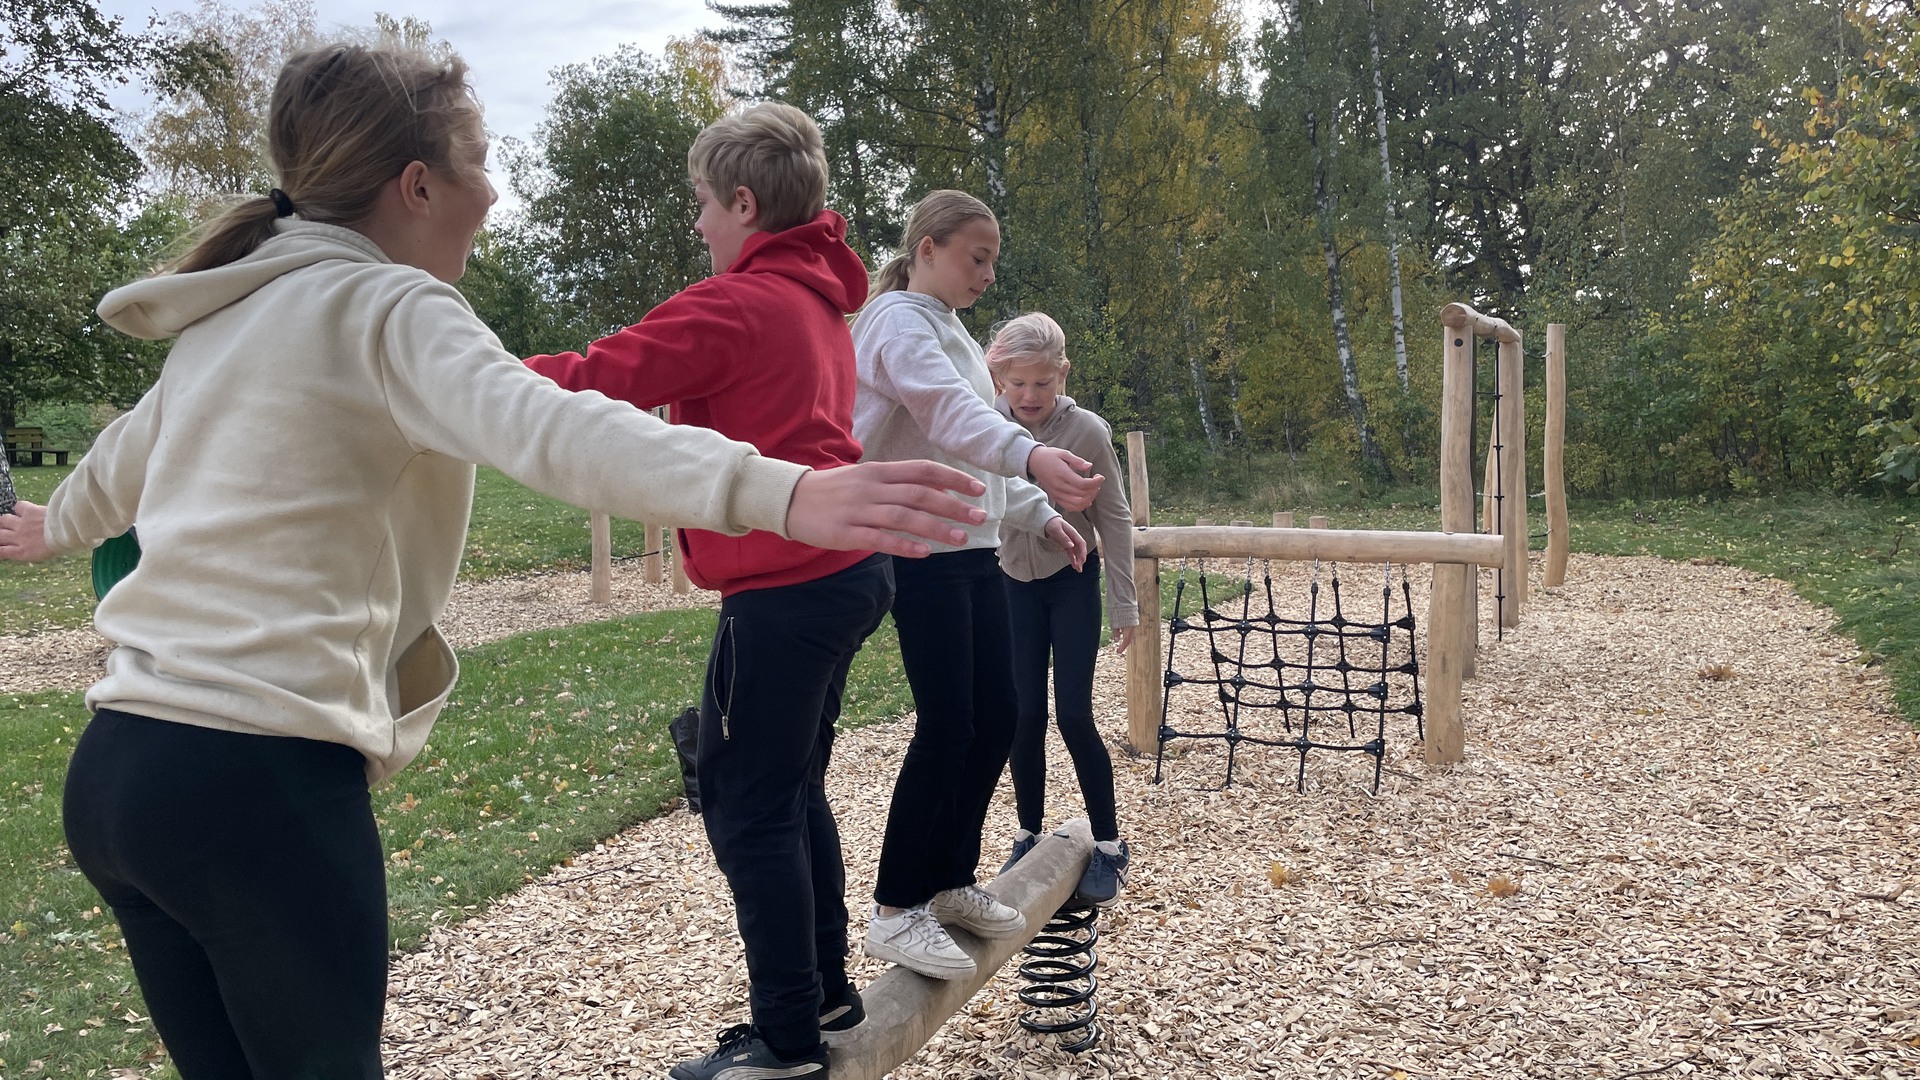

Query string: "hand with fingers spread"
[785, 460, 987, 558]
[1026, 445, 1102, 512]
[0, 500, 51, 562]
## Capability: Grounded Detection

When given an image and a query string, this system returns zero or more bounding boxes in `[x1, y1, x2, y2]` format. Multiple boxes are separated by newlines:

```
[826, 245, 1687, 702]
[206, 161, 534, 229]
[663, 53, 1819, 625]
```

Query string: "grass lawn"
[3, 473, 1914, 1077]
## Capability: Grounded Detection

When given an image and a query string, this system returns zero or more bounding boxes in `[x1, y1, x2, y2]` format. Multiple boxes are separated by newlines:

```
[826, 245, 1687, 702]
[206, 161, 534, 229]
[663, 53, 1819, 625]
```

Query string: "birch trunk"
[1307, 105, 1390, 479]
[1367, 0, 1410, 393]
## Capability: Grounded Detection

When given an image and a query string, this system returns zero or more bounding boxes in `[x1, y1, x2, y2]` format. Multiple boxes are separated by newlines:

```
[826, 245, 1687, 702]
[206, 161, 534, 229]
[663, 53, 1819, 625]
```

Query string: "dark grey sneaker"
[1072, 839, 1130, 907]
[667, 1024, 827, 1080]
[819, 983, 864, 1035]
[998, 832, 1037, 875]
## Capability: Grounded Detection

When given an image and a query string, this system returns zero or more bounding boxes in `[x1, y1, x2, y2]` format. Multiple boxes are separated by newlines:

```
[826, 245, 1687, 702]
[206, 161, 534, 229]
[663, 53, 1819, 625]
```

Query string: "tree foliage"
[0, 0, 170, 425]
[10, 0, 1915, 500]
[506, 39, 731, 338]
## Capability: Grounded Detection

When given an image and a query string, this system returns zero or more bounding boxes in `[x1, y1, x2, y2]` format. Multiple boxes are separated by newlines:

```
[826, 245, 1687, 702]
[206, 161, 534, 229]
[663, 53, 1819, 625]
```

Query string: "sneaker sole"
[818, 1003, 860, 1032]
[932, 911, 1027, 940]
[668, 1061, 827, 1080]
[674, 1064, 825, 1080]
[863, 937, 976, 980]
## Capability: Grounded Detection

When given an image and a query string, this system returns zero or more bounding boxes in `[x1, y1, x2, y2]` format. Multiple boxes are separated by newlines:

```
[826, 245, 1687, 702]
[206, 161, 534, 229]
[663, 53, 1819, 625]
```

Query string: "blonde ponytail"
[869, 189, 995, 298]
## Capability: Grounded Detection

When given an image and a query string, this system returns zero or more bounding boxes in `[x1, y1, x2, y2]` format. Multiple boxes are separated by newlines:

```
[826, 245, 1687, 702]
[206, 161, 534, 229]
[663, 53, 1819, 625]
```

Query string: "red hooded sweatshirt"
[526, 210, 872, 595]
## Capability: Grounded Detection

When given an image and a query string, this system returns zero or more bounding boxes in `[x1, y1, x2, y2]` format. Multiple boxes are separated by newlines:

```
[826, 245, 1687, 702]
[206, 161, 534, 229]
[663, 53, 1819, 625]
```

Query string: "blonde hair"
[985, 312, 1068, 378]
[872, 190, 996, 296]
[687, 102, 828, 233]
[170, 43, 487, 274]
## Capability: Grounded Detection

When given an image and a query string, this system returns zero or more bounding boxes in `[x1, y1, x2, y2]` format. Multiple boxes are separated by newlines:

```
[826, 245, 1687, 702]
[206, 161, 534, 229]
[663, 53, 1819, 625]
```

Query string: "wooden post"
[670, 528, 692, 594]
[590, 512, 612, 605]
[644, 407, 668, 586]
[1497, 333, 1526, 627]
[1426, 313, 1477, 765]
[643, 524, 664, 584]
[1544, 323, 1569, 587]
[1307, 515, 1329, 529]
[1125, 431, 1160, 755]
[1272, 511, 1294, 528]
[1482, 443, 1498, 541]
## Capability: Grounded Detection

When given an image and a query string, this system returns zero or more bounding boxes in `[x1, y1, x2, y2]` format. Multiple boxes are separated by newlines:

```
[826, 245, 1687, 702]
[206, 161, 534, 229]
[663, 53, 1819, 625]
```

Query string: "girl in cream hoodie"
[0, 44, 979, 1079]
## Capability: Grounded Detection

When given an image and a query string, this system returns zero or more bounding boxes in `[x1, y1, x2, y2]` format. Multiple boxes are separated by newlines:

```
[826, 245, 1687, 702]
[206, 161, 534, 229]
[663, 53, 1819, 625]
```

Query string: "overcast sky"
[96, 0, 722, 211]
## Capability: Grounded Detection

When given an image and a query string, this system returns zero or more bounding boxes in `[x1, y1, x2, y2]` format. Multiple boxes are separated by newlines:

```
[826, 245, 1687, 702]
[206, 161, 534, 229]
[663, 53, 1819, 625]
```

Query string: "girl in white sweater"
[0, 44, 979, 1079]
[852, 190, 1102, 980]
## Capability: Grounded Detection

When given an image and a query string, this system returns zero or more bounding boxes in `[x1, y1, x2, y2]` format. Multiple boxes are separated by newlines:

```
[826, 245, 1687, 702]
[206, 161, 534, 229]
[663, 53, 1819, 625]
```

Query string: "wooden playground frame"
[1123, 305, 1568, 767]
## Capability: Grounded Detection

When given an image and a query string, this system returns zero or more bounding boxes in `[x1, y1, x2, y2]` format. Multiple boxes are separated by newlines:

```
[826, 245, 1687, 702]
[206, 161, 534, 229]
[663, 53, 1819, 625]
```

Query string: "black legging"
[873, 548, 1018, 909]
[64, 710, 387, 1080]
[1005, 552, 1119, 841]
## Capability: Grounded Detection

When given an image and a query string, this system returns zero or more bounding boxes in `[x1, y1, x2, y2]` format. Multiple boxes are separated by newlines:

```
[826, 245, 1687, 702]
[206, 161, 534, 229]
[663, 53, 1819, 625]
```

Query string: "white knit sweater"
[850, 290, 1055, 551]
[48, 221, 804, 783]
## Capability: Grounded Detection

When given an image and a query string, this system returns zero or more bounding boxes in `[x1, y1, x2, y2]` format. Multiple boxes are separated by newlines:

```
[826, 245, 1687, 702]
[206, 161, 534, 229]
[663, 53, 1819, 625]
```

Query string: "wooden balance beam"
[829, 818, 1095, 1078]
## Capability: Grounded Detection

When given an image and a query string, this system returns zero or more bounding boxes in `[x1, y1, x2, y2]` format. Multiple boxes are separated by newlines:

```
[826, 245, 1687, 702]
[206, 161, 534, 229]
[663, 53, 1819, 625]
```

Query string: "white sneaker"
[929, 884, 1026, 940]
[864, 905, 976, 980]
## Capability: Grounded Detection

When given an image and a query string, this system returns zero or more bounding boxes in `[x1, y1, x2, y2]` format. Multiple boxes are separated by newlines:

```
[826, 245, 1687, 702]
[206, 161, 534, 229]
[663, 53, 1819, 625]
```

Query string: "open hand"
[1026, 446, 1102, 512]
[0, 501, 53, 562]
[786, 461, 986, 558]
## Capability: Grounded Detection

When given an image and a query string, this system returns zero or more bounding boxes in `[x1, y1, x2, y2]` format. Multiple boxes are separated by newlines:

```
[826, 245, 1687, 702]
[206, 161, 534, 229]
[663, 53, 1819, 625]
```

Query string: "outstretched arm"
[787, 462, 987, 558]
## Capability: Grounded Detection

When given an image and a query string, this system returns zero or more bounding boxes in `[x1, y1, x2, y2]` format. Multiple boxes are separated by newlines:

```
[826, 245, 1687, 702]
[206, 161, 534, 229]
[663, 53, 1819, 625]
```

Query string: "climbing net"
[1153, 558, 1424, 792]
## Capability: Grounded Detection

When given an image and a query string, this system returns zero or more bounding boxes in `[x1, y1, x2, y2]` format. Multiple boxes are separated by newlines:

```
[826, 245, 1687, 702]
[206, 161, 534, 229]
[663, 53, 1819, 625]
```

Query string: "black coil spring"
[1017, 900, 1100, 1052]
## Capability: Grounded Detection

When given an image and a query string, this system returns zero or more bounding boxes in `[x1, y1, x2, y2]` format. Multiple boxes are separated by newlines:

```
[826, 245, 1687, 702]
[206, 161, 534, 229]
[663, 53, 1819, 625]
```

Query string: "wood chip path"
[6, 553, 1915, 1076]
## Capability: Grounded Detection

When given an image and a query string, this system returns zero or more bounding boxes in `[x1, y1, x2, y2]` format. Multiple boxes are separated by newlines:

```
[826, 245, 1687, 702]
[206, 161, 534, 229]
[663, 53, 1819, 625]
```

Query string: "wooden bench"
[4, 427, 70, 467]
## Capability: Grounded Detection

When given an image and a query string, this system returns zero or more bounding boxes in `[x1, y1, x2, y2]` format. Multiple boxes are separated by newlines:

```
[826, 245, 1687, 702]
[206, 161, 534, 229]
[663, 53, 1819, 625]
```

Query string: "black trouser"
[874, 547, 1018, 909]
[63, 709, 387, 1080]
[698, 554, 892, 1054]
[1005, 552, 1119, 841]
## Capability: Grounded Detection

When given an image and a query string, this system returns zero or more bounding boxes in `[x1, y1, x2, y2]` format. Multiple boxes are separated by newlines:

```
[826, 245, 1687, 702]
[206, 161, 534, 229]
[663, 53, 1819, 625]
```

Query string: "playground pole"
[1544, 323, 1569, 586]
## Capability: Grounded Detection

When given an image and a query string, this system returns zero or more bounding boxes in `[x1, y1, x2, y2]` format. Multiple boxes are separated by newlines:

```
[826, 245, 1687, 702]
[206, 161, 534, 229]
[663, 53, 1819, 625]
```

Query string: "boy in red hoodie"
[526, 103, 882, 1080]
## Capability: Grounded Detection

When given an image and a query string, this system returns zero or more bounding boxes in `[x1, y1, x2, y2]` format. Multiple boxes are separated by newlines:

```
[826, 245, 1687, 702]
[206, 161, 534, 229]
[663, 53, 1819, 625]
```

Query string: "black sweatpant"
[63, 709, 387, 1080]
[873, 547, 1018, 909]
[1005, 552, 1119, 841]
[697, 554, 892, 1054]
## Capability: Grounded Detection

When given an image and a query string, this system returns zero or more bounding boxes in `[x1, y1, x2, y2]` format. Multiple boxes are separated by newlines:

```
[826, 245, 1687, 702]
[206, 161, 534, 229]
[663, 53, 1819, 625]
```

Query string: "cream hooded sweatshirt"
[49, 221, 805, 783]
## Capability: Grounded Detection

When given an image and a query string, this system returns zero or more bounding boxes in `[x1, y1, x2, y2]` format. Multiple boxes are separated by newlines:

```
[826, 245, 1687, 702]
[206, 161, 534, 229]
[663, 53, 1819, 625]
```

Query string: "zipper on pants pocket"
[711, 616, 737, 739]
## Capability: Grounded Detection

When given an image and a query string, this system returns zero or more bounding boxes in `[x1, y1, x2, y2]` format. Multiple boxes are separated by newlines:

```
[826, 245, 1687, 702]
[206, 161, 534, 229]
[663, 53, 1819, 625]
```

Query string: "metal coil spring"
[1017, 900, 1100, 1052]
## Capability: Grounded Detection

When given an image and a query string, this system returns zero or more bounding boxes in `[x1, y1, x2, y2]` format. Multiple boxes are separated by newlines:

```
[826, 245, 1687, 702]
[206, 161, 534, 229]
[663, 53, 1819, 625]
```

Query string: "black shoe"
[1072, 839, 1130, 907]
[819, 983, 865, 1034]
[667, 1024, 827, 1080]
[998, 832, 1037, 875]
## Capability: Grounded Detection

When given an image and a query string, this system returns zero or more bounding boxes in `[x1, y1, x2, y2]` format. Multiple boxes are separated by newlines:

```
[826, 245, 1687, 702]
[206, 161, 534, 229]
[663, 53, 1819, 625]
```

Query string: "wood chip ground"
[11, 554, 1919, 1077]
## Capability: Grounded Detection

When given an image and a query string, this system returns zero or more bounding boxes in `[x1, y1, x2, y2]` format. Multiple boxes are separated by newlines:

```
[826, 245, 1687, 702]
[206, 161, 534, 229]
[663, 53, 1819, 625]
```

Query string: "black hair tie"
[268, 188, 295, 217]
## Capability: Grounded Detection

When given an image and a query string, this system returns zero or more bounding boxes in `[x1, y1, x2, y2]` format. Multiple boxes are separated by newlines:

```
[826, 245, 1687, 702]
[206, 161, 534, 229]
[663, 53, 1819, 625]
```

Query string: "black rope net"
[1152, 558, 1424, 792]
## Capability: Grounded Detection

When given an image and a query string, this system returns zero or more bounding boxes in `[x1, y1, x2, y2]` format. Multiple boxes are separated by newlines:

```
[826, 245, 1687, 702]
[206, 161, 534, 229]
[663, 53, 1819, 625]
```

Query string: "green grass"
[0, 467, 663, 636]
[0, 609, 914, 1078]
